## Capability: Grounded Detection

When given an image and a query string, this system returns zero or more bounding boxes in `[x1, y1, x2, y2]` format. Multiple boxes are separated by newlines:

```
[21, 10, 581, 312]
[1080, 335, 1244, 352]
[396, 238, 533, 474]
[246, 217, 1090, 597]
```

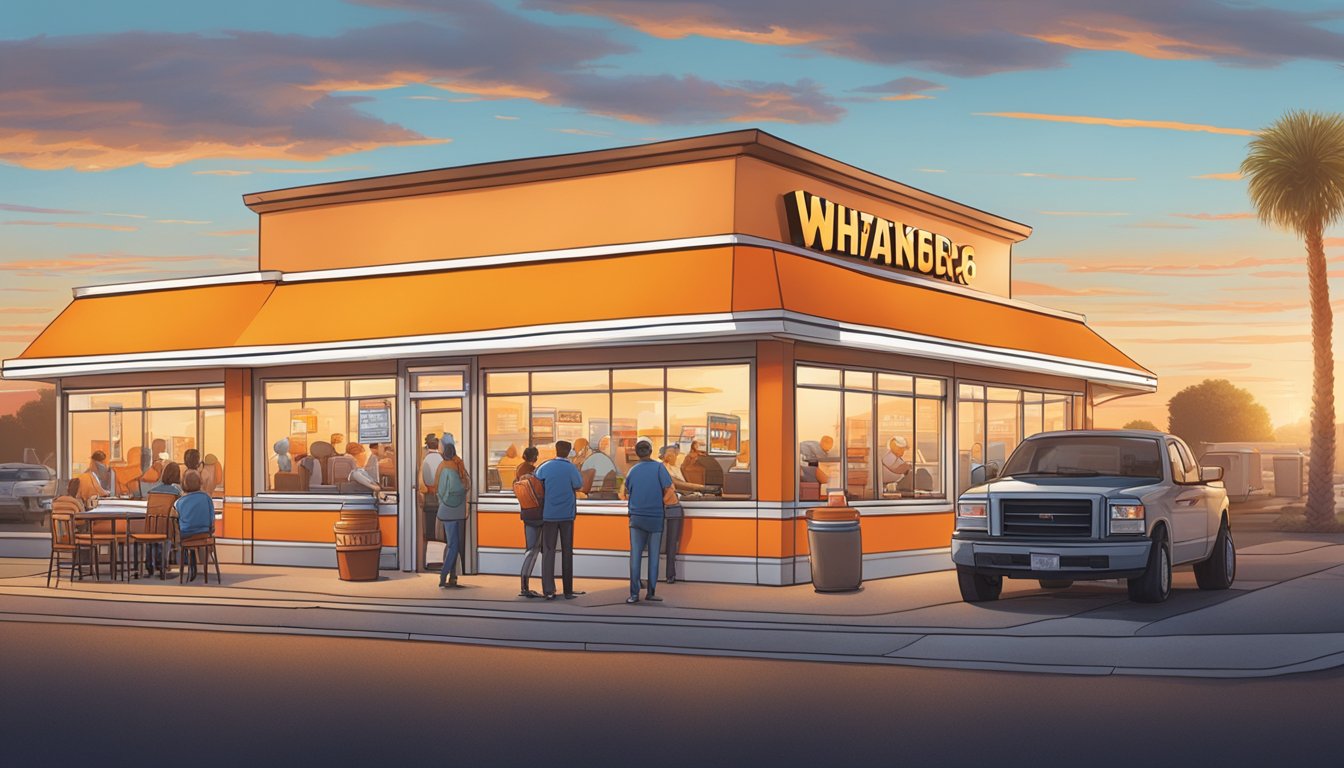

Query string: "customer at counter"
[497, 444, 522, 485]
[660, 444, 699, 583]
[419, 434, 443, 571]
[536, 440, 585, 600]
[572, 437, 618, 498]
[623, 437, 670, 604]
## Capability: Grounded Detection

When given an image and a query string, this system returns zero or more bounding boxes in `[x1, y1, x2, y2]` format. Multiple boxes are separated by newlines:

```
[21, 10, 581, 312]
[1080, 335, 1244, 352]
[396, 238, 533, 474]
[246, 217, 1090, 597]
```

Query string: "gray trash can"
[1273, 455, 1303, 498]
[806, 506, 862, 592]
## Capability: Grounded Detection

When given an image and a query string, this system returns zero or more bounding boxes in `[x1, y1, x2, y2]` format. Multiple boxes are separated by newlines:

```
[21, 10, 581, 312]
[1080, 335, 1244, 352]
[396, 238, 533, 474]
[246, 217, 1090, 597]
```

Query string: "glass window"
[487, 372, 529, 393]
[533, 369, 609, 393]
[958, 398, 986, 493]
[801, 364, 948, 502]
[957, 384, 1078, 492]
[147, 389, 196, 408]
[261, 377, 398, 494]
[877, 373, 911, 394]
[412, 372, 465, 392]
[613, 368, 664, 390]
[1044, 398, 1071, 432]
[844, 370, 874, 390]
[484, 363, 752, 501]
[64, 386, 222, 499]
[797, 366, 841, 387]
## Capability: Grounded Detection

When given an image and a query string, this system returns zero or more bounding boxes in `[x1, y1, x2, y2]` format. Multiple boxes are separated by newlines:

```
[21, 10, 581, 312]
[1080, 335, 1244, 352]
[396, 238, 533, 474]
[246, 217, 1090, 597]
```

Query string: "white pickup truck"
[951, 430, 1235, 603]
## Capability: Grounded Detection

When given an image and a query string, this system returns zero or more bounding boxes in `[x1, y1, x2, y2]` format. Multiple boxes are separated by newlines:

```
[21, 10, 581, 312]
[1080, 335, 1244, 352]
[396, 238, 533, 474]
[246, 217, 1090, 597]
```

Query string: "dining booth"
[2, 129, 1154, 585]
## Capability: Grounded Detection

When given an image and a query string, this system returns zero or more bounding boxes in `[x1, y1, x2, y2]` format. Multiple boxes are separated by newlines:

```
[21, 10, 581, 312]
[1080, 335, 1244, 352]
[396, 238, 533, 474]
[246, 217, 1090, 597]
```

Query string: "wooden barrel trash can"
[334, 509, 382, 581]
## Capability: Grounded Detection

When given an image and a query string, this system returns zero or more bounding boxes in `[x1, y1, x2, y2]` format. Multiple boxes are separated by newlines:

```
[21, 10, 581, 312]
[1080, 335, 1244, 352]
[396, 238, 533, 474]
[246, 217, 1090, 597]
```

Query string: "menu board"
[531, 408, 556, 445]
[358, 400, 392, 443]
[707, 413, 740, 455]
[556, 409, 584, 442]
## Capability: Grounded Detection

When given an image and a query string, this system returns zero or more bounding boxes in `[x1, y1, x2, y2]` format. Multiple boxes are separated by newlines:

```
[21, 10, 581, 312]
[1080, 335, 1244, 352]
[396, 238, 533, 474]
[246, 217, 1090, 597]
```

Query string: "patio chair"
[130, 492, 176, 579]
[175, 514, 221, 585]
[47, 508, 84, 587]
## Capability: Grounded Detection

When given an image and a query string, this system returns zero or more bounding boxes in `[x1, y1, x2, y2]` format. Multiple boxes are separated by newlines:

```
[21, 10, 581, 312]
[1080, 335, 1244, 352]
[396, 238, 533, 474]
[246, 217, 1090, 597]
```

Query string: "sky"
[2, 0, 1343, 430]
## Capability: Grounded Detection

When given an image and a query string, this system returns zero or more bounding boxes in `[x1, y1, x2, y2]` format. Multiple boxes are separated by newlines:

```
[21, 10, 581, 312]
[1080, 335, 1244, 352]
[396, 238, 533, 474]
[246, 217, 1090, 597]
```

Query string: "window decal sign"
[358, 399, 392, 444]
[784, 189, 977, 286]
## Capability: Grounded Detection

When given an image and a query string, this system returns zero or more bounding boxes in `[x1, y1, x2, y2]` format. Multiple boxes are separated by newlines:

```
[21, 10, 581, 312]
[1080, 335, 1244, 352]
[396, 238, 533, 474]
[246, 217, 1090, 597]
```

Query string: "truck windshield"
[1001, 436, 1163, 480]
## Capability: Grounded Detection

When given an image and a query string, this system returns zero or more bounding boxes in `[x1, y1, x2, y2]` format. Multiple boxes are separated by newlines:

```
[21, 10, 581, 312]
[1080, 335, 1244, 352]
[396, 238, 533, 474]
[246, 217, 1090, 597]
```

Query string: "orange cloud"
[203, 229, 258, 237]
[976, 112, 1257, 136]
[1018, 253, 1344, 276]
[0, 307, 53, 314]
[1120, 334, 1311, 345]
[1192, 172, 1243, 181]
[3, 220, 137, 232]
[1171, 212, 1255, 220]
[1013, 281, 1150, 297]
[1326, 238, 1344, 247]
[1, 253, 246, 275]
[1038, 211, 1129, 217]
[881, 94, 933, 101]
[1030, 17, 1245, 61]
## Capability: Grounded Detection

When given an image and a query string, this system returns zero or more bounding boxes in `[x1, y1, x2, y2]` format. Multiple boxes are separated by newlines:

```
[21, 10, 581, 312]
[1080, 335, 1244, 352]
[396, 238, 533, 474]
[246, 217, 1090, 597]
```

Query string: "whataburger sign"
[783, 190, 977, 286]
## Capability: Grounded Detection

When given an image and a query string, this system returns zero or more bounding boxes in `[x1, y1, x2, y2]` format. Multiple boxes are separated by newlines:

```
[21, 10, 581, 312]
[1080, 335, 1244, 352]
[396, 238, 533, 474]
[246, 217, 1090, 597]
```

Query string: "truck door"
[1166, 440, 1208, 563]
[1176, 440, 1218, 554]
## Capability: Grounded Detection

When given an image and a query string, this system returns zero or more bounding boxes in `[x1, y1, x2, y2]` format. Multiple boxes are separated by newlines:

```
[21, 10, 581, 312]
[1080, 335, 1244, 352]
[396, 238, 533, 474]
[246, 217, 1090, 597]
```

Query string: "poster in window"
[358, 399, 392, 444]
[108, 408, 123, 462]
[611, 417, 638, 461]
[289, 407, 318, 457]
[707, 413, 740, 456]
[531, 408, 556, 445]
[556, 409, 584, 442]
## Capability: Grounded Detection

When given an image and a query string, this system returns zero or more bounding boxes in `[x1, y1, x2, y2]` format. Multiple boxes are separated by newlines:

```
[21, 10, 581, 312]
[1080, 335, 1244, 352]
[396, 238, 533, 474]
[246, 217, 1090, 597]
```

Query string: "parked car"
[0, 463, 56, 525]
[951, 430, 1235, 603]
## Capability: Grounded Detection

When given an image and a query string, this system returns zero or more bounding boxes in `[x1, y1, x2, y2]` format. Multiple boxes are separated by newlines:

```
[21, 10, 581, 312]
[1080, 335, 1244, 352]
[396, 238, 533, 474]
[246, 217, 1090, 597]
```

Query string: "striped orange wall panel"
[259, 158, 737, 272]
[754, 340, 794, 503]
[756, 519, 796, 559]
[680, 517, 759, 557]
[478, 511, 526, 549]
[250, 511, 398, 544]
[731, 245, 782, 311]
[222, 502, 244, 540]
[796, 513, 954, 556]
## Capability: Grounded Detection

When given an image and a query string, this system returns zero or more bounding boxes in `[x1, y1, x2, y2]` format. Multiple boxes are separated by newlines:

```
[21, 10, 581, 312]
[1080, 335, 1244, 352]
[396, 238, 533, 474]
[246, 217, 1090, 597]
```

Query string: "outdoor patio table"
[74, 509, 145, 581]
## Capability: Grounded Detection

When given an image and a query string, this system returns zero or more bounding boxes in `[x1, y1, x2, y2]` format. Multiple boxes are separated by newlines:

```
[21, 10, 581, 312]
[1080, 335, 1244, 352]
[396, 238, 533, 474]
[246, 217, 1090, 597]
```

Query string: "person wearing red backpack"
[513, 446, 545, 597]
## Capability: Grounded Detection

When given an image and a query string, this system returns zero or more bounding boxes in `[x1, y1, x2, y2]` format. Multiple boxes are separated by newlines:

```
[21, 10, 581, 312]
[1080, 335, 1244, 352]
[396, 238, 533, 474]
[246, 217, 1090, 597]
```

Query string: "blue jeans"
[629, 525, 662, 596]
[439, 519, 465, 582]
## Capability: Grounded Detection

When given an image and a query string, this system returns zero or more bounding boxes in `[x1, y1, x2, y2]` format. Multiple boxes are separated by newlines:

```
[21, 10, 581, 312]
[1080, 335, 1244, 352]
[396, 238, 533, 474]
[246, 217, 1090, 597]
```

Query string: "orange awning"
[5, 245, 1150, 387]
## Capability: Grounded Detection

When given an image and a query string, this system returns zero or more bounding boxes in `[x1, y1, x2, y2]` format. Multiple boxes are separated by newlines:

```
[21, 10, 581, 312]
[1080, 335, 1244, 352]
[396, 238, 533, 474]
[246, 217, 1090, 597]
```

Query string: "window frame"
[256, 374, 399, 497]
[954, 380, 1082, 494]
[795, 363, 949, 504]
[480, 359, 756, 502]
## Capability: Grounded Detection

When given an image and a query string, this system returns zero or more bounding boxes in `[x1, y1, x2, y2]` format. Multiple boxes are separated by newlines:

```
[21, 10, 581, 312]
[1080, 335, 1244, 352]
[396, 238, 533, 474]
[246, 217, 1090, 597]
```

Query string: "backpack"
[437, 463, 466, 508]
[513, 472, 544, 521]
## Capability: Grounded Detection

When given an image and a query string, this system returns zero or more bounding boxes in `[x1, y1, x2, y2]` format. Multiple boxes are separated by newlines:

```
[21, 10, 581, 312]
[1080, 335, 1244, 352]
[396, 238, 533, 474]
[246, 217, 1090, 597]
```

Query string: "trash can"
[1273, 455, 1304, 498]
[805, 505, 862, 592]
[334, 507, 381, 581]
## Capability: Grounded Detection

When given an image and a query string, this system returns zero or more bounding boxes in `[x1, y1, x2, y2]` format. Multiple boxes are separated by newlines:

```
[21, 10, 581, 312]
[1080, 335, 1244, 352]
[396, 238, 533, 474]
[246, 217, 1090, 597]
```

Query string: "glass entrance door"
[414, 398, 464, 573]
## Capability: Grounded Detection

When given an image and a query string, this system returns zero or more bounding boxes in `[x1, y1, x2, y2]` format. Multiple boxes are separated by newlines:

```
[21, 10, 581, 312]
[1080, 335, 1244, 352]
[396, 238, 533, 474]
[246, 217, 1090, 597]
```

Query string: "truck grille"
[1000, 499, 1093, 538]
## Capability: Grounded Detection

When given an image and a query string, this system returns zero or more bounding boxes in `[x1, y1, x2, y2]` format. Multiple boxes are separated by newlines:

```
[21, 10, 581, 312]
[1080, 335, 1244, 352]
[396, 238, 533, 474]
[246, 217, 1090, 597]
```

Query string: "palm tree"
[1242, 111, 1344, 529]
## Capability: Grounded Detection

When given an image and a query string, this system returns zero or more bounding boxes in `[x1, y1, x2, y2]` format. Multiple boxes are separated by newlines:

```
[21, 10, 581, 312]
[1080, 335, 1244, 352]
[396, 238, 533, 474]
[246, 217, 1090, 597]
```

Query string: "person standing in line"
[623, 437, 671, 604]
[434, 439, 470, 588]
[534, 440, 585, 600]
[660, 444, 704, 583]
[419, 434, 443, 571]
[514, 446, 545, 597]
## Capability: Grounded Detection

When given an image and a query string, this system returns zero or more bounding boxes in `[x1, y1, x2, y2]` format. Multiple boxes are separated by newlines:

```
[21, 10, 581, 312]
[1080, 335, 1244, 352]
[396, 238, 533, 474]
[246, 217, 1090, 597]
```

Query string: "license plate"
[1030, 553, 1060, 571]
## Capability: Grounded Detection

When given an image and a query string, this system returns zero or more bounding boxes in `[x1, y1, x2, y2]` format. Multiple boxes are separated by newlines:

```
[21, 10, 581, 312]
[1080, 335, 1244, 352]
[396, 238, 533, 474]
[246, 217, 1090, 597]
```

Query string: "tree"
[1243, 111, 1344, 529]
[1122, 419, 1159, 431]
[1167, 379, 1273, 452]
[0, 389, 55, 466]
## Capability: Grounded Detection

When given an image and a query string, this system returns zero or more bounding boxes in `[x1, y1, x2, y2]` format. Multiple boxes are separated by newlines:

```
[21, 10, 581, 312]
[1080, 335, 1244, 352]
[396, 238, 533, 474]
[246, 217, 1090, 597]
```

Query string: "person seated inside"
[346, 442, 391, 502]
[572, 437, 618, 498]
[149, 461, 183, 497]
[497, 443, 522, 486]
[881, 436, 914, 495]
[799, 436, 836, 483]
[200, 453, 223, 496]
[660, 444, 707, 497]
[79, 451, 114, 505]
[175, 470, 215, 582]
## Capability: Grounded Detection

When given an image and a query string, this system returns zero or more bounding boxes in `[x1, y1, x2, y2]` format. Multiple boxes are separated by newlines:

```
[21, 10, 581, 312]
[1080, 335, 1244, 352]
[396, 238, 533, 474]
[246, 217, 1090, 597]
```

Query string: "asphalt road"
[3, 621, 1342, 767]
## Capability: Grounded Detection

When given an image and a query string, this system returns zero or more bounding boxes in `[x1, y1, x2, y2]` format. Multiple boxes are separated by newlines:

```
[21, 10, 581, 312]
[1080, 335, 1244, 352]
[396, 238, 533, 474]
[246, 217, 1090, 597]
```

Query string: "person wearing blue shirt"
[622, 437, 672, 604]
[175, 470, 215, 581]
[533, 440, 586, 600]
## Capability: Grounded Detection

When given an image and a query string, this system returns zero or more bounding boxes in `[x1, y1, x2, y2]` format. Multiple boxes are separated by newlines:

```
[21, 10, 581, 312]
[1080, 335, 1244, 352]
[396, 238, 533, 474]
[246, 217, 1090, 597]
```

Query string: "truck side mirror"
[1200, 466, 1223, 483]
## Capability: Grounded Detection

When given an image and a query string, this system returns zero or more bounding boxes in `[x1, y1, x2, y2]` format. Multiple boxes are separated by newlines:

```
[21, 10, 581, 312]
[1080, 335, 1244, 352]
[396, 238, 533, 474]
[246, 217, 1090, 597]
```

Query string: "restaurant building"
[1, 130, 1154, 584]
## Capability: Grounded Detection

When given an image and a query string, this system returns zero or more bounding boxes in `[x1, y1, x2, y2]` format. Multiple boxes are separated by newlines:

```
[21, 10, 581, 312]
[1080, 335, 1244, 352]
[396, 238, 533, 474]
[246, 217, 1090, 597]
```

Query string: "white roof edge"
[72, 271, 282, 298]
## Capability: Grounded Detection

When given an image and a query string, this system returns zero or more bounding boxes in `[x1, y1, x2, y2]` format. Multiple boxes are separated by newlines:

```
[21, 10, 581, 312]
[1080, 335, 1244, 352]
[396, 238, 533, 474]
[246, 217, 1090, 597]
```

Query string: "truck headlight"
[1109, 503, 1145, 535]
[956, 502, 987, 530]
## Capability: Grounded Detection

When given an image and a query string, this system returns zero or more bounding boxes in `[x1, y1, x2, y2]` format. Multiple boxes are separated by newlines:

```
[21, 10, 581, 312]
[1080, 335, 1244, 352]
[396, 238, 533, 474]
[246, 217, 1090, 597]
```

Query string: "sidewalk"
[1, 527, 1341, 679]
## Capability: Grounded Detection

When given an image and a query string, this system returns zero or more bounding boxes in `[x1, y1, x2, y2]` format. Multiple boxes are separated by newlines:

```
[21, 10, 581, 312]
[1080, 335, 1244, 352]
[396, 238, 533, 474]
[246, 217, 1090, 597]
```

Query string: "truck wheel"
[1193, 520, 1236, 590]
[1127, 529, 1171, 603]
[1038, 579, 1073, 589]
[957, 566, 1002, 602]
